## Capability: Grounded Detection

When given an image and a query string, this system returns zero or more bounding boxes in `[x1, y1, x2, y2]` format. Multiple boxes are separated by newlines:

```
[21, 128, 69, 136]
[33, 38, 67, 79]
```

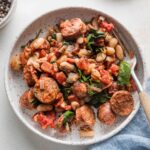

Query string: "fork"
[112, 28, 150, 123]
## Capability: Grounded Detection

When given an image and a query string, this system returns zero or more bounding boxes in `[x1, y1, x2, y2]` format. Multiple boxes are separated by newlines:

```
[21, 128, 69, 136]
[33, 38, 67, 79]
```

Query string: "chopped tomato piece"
[100, 21, 114, 32]
[109, 64, 119, 76]
[54, 51, 62, 58]
[55, 72, 67, 85]
[68, 94, 80, 102]
[55, 97, 71, 110]
[41, 62, 52, 73]
[76, 57, 89, 71]
[66, 58, 75, 64]
[40, 49, 47, 58]
[41, 62, 58, 76]
[100, 70, 112, 84]
[33, 112, 56, 129]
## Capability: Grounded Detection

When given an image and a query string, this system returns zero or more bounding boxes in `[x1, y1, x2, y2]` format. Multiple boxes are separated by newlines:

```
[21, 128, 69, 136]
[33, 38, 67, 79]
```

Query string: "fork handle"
[139, 91, 150, 123]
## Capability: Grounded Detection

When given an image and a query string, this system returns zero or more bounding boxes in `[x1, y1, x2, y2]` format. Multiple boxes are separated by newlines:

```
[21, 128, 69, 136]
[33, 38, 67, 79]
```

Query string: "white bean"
[115, 44, 124, 60]
[106, 47, 115, 56]
[37, 104, 53, 112]
[78, 49, 91, 57]
[109, 38, 118, 48]
[71, 101, 80, 110]
[96, 53, 106, 62]
[56, 33, 63, 42]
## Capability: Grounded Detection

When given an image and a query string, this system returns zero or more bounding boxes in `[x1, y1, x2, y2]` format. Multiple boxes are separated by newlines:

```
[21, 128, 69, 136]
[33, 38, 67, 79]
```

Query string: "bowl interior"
[5, 7, 144, 145]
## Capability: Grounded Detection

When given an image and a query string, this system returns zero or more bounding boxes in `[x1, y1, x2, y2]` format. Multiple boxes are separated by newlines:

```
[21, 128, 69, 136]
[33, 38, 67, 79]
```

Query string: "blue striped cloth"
[89, 78, 150, 150]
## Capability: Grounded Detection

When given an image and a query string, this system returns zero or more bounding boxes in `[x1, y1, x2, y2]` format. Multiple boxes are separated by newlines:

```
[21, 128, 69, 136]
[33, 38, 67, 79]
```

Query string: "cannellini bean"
[91, 69, 100, 80]
[10, 54, 21, 71]
[37, 104, 53, 111]
[59, 62, 75, 72]
[58, 45, 67, 53]
[105, 34, 113, 42]
[56, 33, 63, 42]
[91, 17, 99, 30]
[77, 37, 84, 44]
[106, 56, 116, 63]
[96, 53, 106, 62]
[116, 44, 124, 60]
[78, 49, 91, 57]
[71, 101, 80, 110]
[57, 55, 67, 64]
[106, 47, 115, 56]
[30, 38, 50, 50]
[27, 57, 41, 71]
[67, 73, 79, 83]
[109, 38, 118, 48]
[80, 129, 94, 137]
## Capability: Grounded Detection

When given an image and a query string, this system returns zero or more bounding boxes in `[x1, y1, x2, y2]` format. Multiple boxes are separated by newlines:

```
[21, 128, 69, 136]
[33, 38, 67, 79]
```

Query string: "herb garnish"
[86, 30, 105, 53]
[88, 90, 111, 108]
[62, 110, 74, 125]
[78, 69, 91, 83]
[51, 33, 56, 40]
[118, 61, 131, 85]
[30, 99, 41, 107]
[61, 87, 72, 100]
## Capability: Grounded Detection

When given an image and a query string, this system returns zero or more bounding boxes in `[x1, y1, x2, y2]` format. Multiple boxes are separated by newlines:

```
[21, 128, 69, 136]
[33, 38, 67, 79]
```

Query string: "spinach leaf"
[51, 33, 56, 40]
[86, 30, 105, 53]
[78, 69, 91, 83]
[118, 61, 131, 85]
[63, 110, 74, 125]
[88, 90, 111, 108]
[30, 98, 41, 107]
[61, 87, 72, 100]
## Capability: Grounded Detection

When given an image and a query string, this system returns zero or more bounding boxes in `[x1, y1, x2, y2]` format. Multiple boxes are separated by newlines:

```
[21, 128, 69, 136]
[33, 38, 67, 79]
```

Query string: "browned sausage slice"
[98, 102, 116, 125]
[110, 90, 134, 116]
[60, 18, 87, 39]
[72, 82, 87, 98]
[19, 89, 34, 109]
[33, 77, 60, 104]
[76, 105, 95, 126]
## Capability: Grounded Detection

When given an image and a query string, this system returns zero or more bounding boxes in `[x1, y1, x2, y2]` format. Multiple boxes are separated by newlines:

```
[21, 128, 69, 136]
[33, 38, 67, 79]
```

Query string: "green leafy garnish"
[62, 110, 74, 125]
[86, 30, 105, 53]
[50, 61, 56, 64]
[78, 69, 91, 83]
[30, 99, 41, 107]
[88, 90, 111, 108]
[51, 33, 56, 39]
[88, 88, 97, 96]
[118, 61, 131, 85]
[61, 87, 72, 100]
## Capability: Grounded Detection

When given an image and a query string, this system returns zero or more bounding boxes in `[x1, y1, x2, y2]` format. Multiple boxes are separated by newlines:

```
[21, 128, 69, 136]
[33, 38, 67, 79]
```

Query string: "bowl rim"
[4, 6, 146, 145]
[0, 0, 17, 27]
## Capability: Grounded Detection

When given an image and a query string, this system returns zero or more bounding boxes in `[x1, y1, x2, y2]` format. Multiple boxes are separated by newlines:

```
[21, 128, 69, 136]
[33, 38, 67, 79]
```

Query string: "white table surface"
[0, 0, 150, 149]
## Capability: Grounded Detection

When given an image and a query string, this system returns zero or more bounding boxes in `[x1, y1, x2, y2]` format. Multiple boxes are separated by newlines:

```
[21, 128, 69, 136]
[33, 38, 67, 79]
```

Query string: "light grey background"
[0, 0, 150, 150]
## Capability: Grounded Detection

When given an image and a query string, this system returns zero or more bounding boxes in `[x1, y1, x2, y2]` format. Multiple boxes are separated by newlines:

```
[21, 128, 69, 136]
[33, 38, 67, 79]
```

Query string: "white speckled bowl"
[0, 0, 17, 29]
[5, 7, 145, 145]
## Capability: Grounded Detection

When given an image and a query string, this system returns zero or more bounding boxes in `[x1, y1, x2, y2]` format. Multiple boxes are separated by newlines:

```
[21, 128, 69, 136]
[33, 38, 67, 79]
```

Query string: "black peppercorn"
[0, 0, 11, 22]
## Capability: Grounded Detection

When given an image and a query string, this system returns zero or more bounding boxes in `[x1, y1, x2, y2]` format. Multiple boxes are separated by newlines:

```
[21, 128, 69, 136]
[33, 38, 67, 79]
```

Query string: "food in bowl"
[10, 15, 136, 137]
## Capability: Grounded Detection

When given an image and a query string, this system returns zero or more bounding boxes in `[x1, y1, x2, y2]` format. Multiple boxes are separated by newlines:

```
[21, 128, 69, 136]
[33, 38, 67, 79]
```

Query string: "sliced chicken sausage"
[110, 90, 134, 116]
[98, 102, 116, 125]
[76, 105, 95, 126]
[60, 18, 87, 39]
[33, 77, 60, 104]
